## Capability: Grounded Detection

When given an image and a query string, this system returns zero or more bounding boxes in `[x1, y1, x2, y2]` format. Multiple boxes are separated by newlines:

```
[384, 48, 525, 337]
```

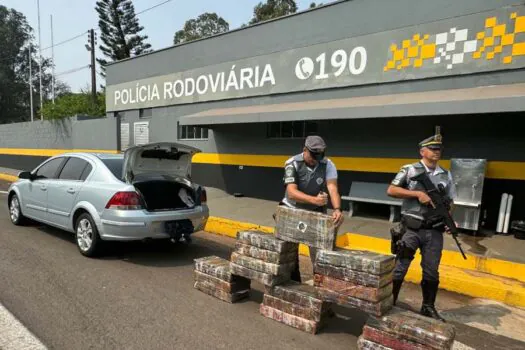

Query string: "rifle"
[410, 171, 467, 260]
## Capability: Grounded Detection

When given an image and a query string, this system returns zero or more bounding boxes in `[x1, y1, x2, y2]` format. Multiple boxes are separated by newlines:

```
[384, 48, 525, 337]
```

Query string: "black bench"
[341, 181, 403, 223]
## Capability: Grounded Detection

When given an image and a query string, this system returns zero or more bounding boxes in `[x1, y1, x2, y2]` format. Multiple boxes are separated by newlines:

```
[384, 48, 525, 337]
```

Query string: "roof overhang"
[179, 83, 525, 126]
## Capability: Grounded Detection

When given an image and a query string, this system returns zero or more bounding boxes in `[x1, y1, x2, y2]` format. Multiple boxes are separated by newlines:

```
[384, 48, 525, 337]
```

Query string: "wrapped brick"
[321, 289, 393, 316]
[235, 242, 297, 264]
[316, 249, 395, 275]
[315, 263, 393, 288]
[230, 262, 290, 287]
[194, 270, 251, 293]
[362, 326, 431, 350]
[314, 274, 392, 303]
[273, 206, 336, 250]
[194, 256, 235, 282]
[262, 294, 326, 322]
[237, 231, 298, 253]
[231, 252, 296, 276]
[357, 336, 394, 350]
[366, 307, 456, 350]
[264, 282, 328, 315]
[259, 304, 323, 334]
[194, 281, 250, 303]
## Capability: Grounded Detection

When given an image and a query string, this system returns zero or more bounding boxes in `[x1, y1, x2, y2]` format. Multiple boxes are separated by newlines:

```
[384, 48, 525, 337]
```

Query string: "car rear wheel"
[76, 213, 103, 257]
[9, 194, 27, 226]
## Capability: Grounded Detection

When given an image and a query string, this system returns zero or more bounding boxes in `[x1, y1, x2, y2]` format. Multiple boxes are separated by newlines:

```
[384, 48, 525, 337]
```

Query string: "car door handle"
[40, 185, 47, 191]
[67, 188, 76, 194]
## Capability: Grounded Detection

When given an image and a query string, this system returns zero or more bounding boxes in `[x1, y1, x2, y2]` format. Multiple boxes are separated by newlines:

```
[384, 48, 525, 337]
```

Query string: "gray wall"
[106, 0, 522, 85]
[0, 116, 118, 151]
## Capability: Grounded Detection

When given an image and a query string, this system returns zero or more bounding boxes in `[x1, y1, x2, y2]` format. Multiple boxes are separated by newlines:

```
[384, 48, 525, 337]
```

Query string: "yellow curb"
[0, 173, 18, 183]
[204, 216, 525, 308]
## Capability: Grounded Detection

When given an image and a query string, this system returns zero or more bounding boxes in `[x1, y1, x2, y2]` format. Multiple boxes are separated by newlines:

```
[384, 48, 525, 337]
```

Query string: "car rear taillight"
[105, 191, 144, 210]
[200, 188, 207, 204]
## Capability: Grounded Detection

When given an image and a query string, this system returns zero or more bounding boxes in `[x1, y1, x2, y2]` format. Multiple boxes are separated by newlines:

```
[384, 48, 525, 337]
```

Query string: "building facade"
[104, 0, 525, 229]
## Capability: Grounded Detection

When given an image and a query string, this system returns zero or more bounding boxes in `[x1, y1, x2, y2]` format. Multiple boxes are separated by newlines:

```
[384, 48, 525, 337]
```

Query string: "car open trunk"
[134, 178, 197, 212]
[122, 142, 203, 212]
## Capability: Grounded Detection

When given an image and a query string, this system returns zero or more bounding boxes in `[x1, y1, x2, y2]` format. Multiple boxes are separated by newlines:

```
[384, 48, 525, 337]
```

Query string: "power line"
[40, 0, 174, 52]
[55, 65, 90, 77]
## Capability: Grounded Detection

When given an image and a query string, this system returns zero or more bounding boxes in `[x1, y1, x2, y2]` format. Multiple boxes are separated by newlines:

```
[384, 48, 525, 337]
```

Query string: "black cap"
[419, 126, 443, 149]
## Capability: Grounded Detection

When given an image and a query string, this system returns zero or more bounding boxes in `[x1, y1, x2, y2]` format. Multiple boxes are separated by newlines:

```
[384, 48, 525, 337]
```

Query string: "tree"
[248, 0, 298, 25]
[95, 0, 152, 77]
[41, 90, 105, 120]
[309, 2, 323, 8]
[173, 12, 229, 45]
[0, 5, 69, 123]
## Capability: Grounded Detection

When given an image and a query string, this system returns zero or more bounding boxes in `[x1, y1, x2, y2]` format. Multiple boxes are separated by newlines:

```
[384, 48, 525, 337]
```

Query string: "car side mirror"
[18, 171, 33, 180]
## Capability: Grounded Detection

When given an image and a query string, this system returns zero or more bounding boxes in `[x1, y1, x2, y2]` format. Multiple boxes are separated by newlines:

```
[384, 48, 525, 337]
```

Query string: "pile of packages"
[313, 249, 395, 316]
[358, 307, 456, 349]
[193, 255, 251, 303]
[229, 231, 299, 287]
[261, 282, 332, 334]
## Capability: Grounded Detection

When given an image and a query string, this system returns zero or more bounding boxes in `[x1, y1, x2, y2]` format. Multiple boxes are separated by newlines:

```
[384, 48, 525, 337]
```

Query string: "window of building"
[139, 108, 152, 119]
[267, 121, 318, 139]
[178, 123, 209, 140]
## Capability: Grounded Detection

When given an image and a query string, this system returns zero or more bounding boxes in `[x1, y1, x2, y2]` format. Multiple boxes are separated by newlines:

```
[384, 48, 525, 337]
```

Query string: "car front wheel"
[9, 194, 26, 226]
[76, 213, 103, 257]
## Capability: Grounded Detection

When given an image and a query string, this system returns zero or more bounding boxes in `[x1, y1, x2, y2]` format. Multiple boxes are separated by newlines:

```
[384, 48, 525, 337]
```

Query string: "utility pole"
[51, 14, 55, 104]
[37, 0, 43, 119]
[29, 44, 34, 122]
[88, 29, 97, 103]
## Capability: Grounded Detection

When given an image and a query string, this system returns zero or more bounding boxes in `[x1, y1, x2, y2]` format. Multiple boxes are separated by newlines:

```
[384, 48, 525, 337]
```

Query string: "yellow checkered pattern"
[473, 13, 525, 64]
[384, 34, 434, 71]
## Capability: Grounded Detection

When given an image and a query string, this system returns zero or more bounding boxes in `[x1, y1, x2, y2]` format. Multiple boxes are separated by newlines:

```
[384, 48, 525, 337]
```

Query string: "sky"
[3, 0, 315, 93]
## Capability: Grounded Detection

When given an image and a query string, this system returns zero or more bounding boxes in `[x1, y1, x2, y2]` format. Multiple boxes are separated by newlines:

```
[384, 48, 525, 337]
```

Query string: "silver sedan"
[7, 142, 209, 257]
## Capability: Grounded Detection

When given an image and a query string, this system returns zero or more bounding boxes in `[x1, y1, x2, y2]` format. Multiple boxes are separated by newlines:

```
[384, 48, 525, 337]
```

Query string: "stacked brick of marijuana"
[194, 256, 251, 303]
[260, 282, 332, 334]
[274, 205, 336, 250]
[314, 249, 395, 317]
[358, 307, 456, 350]
[229, 231, 299, 287]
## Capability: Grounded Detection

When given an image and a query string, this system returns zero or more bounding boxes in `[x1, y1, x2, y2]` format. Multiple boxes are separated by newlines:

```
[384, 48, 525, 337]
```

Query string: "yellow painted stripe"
[192, 153, 525, 180]
[0, 148, 119, 157]
[204, 216, 525, 307]
[1, 149, 524, 180]
[0, 173, 18, 183]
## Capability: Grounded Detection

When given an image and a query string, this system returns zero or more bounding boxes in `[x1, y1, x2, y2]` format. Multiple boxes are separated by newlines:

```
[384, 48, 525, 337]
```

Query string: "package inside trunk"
[134, 180, 196, 211]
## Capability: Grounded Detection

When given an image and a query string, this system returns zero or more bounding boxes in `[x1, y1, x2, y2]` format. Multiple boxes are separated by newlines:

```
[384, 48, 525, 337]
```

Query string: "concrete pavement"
[1, 184, 525, 349]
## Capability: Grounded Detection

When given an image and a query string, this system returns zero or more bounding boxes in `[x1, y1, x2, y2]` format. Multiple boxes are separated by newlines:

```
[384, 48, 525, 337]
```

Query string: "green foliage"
[0, 5, 69, 124]
[309, 2, 323, 8]
[95, 0, 152, 77]
[248, 0, 298, 25]
[41, 92, 106, 120]
[174, 12, 229, 45]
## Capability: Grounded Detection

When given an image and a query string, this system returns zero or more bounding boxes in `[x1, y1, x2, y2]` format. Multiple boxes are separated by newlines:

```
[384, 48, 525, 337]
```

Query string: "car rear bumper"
[98, 205, 209, 241]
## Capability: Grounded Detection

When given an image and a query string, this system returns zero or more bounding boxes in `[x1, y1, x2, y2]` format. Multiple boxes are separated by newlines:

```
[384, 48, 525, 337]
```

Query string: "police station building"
[105, 0, 525, 230]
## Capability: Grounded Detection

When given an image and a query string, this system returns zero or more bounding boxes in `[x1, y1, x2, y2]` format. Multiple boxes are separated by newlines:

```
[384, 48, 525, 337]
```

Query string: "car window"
[59, 157, 90, 181]
[79, 163, 93, 181]
[34, 158, 66, 180]
[101, 158, 123, 180]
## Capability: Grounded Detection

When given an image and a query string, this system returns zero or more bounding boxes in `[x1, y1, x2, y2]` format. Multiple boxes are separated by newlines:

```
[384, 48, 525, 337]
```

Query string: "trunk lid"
[122, 142, 201, 183]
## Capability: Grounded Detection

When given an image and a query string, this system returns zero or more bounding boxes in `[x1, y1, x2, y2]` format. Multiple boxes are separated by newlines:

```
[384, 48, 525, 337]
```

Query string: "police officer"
[386, 129, 456, 322]
[281, 135, 344, 283]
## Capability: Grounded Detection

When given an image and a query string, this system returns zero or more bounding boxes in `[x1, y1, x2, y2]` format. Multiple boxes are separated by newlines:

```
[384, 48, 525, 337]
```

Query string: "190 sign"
[295, 46, 367, 81]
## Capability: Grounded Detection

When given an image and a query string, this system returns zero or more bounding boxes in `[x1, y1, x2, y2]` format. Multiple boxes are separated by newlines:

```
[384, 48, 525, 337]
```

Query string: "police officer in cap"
[281, 135, 344, 282]
[386, 127, 456, 322]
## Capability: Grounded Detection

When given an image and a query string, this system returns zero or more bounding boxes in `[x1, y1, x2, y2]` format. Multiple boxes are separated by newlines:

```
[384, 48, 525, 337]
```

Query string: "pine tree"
[95, 0, 152, 77]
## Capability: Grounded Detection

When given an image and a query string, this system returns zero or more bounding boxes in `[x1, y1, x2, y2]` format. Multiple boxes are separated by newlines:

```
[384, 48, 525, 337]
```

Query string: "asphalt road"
[1, 180, 525, 350]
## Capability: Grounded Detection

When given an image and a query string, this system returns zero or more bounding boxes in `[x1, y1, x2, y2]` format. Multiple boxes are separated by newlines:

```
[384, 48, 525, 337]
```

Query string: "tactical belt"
[403, 215, 445, 231]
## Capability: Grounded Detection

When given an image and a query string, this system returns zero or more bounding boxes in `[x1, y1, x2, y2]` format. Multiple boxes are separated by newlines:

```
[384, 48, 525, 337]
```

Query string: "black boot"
[420, 280, 446, 322]
[392, 279, 403, 306]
